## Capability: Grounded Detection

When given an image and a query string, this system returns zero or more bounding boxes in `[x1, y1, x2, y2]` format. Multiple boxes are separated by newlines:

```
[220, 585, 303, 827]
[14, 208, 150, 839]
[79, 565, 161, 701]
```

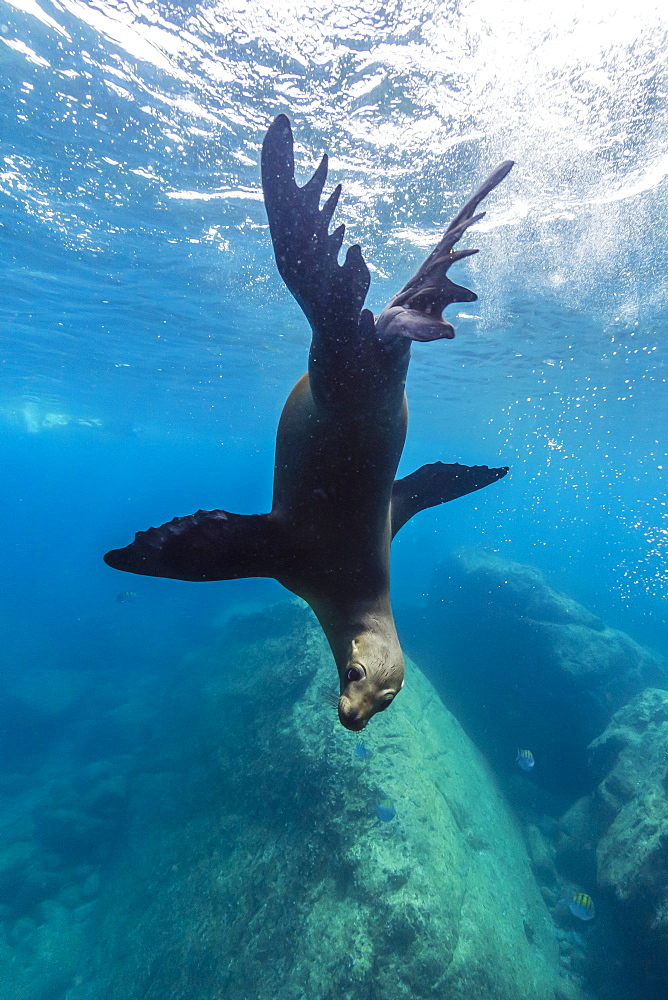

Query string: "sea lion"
[104, 115, 513, 731]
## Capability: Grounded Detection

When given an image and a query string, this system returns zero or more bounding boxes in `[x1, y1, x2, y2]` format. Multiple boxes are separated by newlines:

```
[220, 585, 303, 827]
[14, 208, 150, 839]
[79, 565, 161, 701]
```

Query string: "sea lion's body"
[270, 370, 408, 728]
[273, 372, 406, 604]
[105, 115, 513, 730]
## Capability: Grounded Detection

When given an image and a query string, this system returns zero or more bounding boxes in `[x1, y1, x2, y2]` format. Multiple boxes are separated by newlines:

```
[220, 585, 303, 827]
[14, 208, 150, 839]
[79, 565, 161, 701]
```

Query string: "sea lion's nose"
[338, 704, 368, 731]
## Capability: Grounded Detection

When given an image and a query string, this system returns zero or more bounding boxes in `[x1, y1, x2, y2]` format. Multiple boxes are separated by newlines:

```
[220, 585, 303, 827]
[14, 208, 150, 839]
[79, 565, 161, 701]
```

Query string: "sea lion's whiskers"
[322, 688, 340, 709]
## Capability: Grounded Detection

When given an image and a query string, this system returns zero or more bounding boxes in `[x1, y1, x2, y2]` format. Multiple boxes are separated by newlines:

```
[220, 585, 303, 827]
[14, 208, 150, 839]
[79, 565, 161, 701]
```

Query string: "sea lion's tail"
[376, 160, 514, 344]
[104, 509, 284, 582]
[391, 462, 509, 536]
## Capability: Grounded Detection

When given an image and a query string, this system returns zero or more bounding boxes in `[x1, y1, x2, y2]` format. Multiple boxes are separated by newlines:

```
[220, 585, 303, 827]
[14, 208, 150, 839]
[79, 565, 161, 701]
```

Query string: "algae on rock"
[74, 601, 579, 1000]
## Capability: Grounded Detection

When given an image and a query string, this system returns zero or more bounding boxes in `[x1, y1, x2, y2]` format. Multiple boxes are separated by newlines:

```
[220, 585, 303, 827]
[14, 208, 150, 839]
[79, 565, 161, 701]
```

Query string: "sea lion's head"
[336, 631, 404, 731]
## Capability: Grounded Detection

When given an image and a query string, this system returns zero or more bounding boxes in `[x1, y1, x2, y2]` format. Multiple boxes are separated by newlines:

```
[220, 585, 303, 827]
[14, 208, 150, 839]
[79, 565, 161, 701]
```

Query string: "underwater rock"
[0, 905, 84, 1000]
[418, 549, 666, 795]
[525, 823, 559, 886]
[71, 601, 584, 1000]
[32, 808, 107, 861]
[0, 668, 96, 772]
[0, 761, 136, 998]
[31, 762, 129, 864]
[555, 796, 603, 886]
[589, 688, 668, 983]
[0, 840, 62, 915]
[1, 668, 92, 721]
[0, 829, 85, 1000]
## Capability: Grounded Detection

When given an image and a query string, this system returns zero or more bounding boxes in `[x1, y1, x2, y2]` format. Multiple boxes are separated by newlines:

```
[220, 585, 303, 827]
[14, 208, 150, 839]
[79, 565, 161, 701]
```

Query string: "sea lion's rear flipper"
[377, 160, 514, 344]
[391, 462, 509, 536]
[104, 510, 282, 582]
[261, 114, 371, 340]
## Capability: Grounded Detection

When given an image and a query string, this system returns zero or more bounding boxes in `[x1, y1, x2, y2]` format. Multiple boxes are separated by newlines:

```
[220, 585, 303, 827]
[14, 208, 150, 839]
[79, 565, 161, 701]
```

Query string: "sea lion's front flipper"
[261, 114, 371, 339]
[104, 510, 282, 582]
[391, 462, 509, 536]
[377, 160, 514, 344]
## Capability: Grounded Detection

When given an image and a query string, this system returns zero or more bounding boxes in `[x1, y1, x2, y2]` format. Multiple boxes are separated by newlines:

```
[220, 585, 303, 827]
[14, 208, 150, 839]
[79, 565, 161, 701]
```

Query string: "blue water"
[1, 2, 668, 998]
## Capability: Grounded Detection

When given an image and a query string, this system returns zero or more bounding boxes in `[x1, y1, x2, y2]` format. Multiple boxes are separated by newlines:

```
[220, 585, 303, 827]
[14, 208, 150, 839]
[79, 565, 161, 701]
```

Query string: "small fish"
[376, 798, 396, 823]
[568, 890, 595, 921]
[116, 591, 137, 603]
[516, 749, 535, 771]
[355, 742, 372, 761]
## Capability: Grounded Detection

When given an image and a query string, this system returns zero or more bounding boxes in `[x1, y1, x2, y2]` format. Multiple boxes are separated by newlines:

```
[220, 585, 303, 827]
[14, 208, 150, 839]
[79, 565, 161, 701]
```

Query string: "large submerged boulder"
[416, 550, 666, 795]
[590, 689, 668, 986]
[73, 601, 579, 1000]
[552, 689, 668, 1000]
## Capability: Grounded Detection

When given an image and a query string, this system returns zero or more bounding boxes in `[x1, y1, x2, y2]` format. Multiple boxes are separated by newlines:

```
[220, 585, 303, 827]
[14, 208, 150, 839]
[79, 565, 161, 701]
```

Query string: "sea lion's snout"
[338, 698, 369, 732]
[337, 682, 400, 731]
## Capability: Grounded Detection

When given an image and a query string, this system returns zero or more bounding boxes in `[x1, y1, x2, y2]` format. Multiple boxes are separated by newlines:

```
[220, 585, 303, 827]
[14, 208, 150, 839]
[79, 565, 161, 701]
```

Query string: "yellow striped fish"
[516, 748, 535, 771]
[568, 890, 595, 921]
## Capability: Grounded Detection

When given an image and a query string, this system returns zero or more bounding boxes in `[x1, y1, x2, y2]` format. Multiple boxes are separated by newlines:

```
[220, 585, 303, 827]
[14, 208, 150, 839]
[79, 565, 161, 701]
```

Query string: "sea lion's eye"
[346, 667, 362, 682]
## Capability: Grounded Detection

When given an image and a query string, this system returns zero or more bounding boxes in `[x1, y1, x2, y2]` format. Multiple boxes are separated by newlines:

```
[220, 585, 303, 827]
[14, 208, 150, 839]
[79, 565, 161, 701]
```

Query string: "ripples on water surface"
[1, 5, 667, 641]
